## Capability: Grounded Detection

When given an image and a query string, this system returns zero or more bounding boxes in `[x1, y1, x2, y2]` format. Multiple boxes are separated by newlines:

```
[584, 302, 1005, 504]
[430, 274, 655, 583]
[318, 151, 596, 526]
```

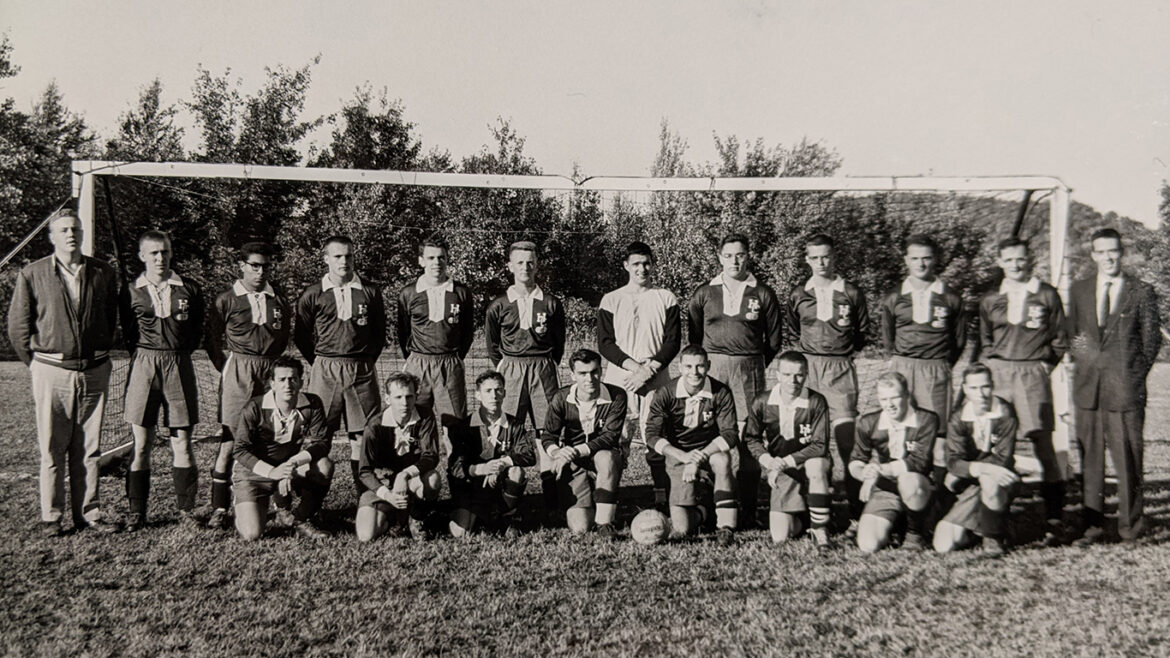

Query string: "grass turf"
[2, 361, 1170, 656]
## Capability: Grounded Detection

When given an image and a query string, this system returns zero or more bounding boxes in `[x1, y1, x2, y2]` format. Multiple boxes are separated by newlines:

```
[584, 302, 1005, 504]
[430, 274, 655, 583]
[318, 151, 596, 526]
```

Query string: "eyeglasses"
[243, 261, 272, 271]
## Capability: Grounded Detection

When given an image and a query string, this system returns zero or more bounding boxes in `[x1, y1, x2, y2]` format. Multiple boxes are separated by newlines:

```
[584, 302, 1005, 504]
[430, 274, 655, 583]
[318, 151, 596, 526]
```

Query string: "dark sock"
[739, 469, 760, 526]
[540, 471, 559, 513]
[127, 469, 150, 516]
[808, 492, 831, 529]
[1042, 481, 1066, 522]
[502, 479, 524, 511]
[649, 458, 670, 505]
[295, 481, 326, 522]
[210, 469, 232, 510]
[350, 460, 366, 496]
[1084, 507, 1105, 529]
[980, 502, 1007, 539]
[906, 508, 926, 536]
[845, 476, 863, 520]
[172, 467, 197, 511]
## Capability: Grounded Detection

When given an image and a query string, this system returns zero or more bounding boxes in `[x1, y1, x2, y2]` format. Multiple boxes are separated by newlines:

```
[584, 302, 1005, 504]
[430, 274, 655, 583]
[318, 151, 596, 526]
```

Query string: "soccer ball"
[630, 509, 671, 545]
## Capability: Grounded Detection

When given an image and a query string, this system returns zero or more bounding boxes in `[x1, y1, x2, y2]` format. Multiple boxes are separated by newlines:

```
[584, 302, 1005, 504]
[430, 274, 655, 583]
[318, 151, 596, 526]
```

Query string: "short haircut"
[475, 370, 505, 389]
[961, 362, 994, 386]
[384, 371, 419, 394]
[624, 241, 655, 263]
[776, 350, 808, 369]
[875, 371, 909, 396]
[569, 348, 603, 369]
[269, 355, 305, 379]
[996, 237, 1028, 255]
[239, 241, 273, 261]
[322, 235, 354, 252]
[508, 240, 538, 258]
[679, 343, 708, 360]
[419, 237, 449, 256]
[719, 233, 750, 251]
[48, 209, 80, 228]
[139, 229, 171, 247]
[805, 233, 835, 251]
[904, 234, 937, 255]
[1090, 228, 1123, 244]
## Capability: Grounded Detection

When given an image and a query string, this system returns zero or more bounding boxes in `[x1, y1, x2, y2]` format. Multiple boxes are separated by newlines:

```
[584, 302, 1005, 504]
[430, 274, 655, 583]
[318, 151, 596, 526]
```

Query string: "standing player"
[878, 234, 965, 504]
[448, 371, 535, 537]
[355, 373, 441, 542]
[485, 241, 566, 517]
[205, 242, 291, 530]
[294, 235, 386, 498]
[743, 351, 833, 548]
[232, 356, 332, 540]
[786, 233, 870, 535]
[542, 349, 627, 537]
[975, 237, 1067, 543]
[7, 210, 121, 535]
[645, 345, 740, 545]
[121, 230, 206, 531]
[396, 238, 475, 431]
[849, 372, 938, 552]
[688, 234, 783, 528]
[1065, 228, 1162, 545]
[934, 363, 1019, 555]
[597, 241, 681, 511]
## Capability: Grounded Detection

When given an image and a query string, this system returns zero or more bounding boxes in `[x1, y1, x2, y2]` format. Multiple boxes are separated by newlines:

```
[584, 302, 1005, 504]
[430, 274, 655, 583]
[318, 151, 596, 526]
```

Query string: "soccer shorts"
[664, 453, 717, 507]
[804, 354, 858, 424]
[307, 356, 380, 434]
[555, 462, 595, 510]
[889, 355, 952, 426]
[498, 355, 559, 430]
[218, 352, 275, 429]
[123, 348, 198, 428]
[985, 358, 1052, 436]
[450, 475, 510, 517]
[404, 352, 466, 428]
[768, 467, 808, 514]
[231, 462, 319, 505]
[357, 466, 438, 509]
[707, 353, 766, 421]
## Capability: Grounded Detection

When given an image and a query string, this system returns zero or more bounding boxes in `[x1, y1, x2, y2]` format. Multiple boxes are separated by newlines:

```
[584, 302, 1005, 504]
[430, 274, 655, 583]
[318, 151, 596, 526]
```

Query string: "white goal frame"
[71, 160, 1075, 477]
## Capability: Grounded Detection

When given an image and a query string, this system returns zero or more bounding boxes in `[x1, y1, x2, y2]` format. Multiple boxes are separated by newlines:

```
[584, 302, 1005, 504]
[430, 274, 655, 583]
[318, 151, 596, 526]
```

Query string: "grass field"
[3, 361, 1170, 657]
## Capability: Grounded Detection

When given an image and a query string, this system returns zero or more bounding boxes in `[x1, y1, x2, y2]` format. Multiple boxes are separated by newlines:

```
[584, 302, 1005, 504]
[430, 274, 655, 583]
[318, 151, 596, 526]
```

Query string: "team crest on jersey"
[1025, 304, 1046, 329]
[534, 311, 548, 336]
[271, 307, 283, 330]
[930, 305, 948, 328]
[174, 296, 190, 322]
[355, 302, 369, 326]
[744, 297, 761, 321]
[836, 303, 851, 327]
[448, 303, 461, 325]
[702, 408, 714, 424]
[799, 423, 813, 444]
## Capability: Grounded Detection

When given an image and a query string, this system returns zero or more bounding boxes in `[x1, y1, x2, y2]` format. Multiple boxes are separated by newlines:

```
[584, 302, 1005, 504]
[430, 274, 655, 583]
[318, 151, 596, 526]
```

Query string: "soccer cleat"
[1041, 519, 1064, 547]
[901, 531, 927, 551]
[980, 536, 1007, 557]
[810, 527, 833, 551]
[206, 508, 231, 531]
[503, 519, 522, 539]
[596, 524, 617, 542]
[842, 519, 859, 542]
[126, 512, 148, 533]
[85, 517, 122, 535]
[716, 527, 735, 547]
[177, 510, 202, 530]
[1072, 526, 1105, 548]
[407, 516, 428, 541]
[293, 521, 329, 541]
[40, 520, 63, 537]
[272, 509, 298, 528]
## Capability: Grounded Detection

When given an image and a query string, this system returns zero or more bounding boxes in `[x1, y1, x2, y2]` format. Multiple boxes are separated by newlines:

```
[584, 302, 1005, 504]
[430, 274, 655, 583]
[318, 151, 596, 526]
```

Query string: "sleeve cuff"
[252, 461, 276, 479]
[653, 439, 670, 455]
[576, 444, 592, 458]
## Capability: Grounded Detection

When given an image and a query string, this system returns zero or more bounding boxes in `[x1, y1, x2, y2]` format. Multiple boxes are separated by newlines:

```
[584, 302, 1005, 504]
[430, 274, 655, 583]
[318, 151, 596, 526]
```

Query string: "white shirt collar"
[1096, 272, 1124, 288]
[767, 385, 810, 408]
[135, 272, 184, 289]
[233, 280, 275, 297]
[900, 278, 944, 296]
[674, 376, 714, 400]
[568, 384, 613, 408]
[998, 277, 1040, 295]
[876, 408, 921, 431]
[381, 406, 420, 429]
[960, 398, 1006, 422]
[804, 276, 845, 293]
[260, 390, 311, 410]
[506, 285, 544, 303]
[415, 277, 454, 294]
[321, 274, 363, 292]
[710, 272, 758, 288]
[471, 408, 510, 429]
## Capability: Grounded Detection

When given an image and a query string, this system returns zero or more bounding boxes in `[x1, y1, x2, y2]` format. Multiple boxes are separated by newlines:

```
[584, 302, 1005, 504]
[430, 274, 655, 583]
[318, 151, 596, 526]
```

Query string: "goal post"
[70, 160, 1075, 477]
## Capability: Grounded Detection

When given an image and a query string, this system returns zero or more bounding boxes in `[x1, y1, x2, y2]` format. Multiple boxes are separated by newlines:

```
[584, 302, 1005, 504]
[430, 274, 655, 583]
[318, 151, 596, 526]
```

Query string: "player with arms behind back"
[645, 345, 740, 545]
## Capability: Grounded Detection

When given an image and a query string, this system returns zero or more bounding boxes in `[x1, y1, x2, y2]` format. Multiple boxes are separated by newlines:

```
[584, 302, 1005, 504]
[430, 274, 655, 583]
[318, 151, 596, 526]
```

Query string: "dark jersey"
[743, 387, 831, 465]
[233, 392, 330, 473]
[878, 279, 966, 363]
[294, 275, 386, 363]
[787, 278, 870, 356]
[945, 397, 1018, 479]
[395, 279, 475, 358]
[977, 279, 1067, 365]
[484, 287, 566, 364]
[541, 383, 628, 454]
[358, 408, 440, 492]
[645, 376, 739, 453]
[120, 272, 205, 352]
[688, 274, 783, 363]
[207, 281, 291, 369]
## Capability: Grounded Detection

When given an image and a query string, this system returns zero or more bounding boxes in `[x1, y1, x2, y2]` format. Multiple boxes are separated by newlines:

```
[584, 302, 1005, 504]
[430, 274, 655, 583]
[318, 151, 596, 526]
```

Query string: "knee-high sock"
[502, 478, 524, 512]
[808, 492, 831, 530]
[738, 471, 760, 525]
[932, 466, 954, 521]
[595, 487, 617, 526]
[172, 467, 198, 511]
[540, 471, 558, 514]
[979, 501, 1007, 539]
[1042, 481, 1065, 522]
[715, 488, 738, 530]
[906, 507, 926, 537]
[350, 460, 366, 496]
[210, 469, 232, 510]
[648, 457, 669, 506]
[127, 469, 150, 516]
[845, 475, 863, 519]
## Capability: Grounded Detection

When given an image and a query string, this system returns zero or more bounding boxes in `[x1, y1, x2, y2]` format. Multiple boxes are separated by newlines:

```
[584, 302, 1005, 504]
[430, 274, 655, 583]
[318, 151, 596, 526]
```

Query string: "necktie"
[1098, 281, 1112, 329]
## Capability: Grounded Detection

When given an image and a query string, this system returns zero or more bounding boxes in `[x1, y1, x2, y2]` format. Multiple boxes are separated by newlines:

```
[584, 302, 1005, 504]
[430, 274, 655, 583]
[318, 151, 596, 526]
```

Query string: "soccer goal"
[68, 160, 1073, 477]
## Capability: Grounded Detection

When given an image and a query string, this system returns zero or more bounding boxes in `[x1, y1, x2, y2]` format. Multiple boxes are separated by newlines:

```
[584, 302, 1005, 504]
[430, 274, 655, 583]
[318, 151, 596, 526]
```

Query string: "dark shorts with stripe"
[404, 352, 466, 428]
[889, 355, 952, 426]
[218, 352, 276, 430]
[556, 462, 594, 510]
[768, 467, 808, 514]
[805, 354, 858, 423]
[357, 465, 438, 509]
[985, 358, 1052, 435]
[124, 348, 198, 428]
[307, 356, 380, 434]
[451, 475, 516, 517]
[707, 353, 766, 421]
[499, 355, 559, 429]
[231, 462, 315, 505]
[942, 479, 1016, 533]
[665, 453, 723, 507]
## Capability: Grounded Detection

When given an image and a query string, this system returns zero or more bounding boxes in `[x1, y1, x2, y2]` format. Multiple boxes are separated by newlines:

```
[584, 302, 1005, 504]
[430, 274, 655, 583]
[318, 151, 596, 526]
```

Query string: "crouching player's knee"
[898, 473, 932, 511]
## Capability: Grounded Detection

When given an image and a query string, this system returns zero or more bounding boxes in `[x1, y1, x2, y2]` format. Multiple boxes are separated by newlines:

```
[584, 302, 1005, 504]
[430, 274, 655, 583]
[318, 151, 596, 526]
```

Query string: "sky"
[2, 0, 1168, 226]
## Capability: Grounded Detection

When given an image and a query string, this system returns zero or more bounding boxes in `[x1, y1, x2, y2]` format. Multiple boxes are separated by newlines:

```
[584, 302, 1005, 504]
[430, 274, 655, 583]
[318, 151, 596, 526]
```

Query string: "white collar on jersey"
[233, 280, 275, 297]
[767, 385, 810, 409]
[321, 274, 363, 292]
[260, 390, 312, 410]
[960, 398, 1007, 422]
[998, 277, 1040, 295]
[506, 285, 544, 303]
[415, 277, 454, 294]
[900, 278, 945, 296]
[567, 383, 613, 408]
[674, 376, 714, 400]
[804, 276, 845, 292]
[709, 272, 758, 288]
[135, 272, 184, 288]
[876, 408, 921, 431]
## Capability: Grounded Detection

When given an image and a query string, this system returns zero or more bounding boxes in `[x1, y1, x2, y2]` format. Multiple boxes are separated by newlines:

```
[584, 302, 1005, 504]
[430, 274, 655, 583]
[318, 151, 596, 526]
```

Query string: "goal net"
[60, 162, 1072, 475]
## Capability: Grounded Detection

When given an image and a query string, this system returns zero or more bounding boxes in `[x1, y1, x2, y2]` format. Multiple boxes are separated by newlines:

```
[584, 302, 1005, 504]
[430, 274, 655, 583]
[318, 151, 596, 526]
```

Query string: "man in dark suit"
[1066, 228, 1162, 544]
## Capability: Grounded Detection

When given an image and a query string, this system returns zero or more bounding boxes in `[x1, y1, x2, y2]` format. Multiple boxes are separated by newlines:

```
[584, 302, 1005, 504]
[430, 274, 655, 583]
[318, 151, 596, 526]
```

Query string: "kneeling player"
[849, 372, 938, 552]
[645, 345, 739, 545]
[744, 351, 833, 548]
[355, 373, 441, 541]
[934, 364, 1020, 555]
[543, 349, 627, 537]
[448, 371, 535, 537]
[232, 356, 333, 540]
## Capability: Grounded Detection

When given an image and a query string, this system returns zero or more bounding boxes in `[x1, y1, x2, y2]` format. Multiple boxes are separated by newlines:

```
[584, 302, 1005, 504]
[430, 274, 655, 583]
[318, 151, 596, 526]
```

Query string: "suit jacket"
[1066, 274, 1162, 411]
